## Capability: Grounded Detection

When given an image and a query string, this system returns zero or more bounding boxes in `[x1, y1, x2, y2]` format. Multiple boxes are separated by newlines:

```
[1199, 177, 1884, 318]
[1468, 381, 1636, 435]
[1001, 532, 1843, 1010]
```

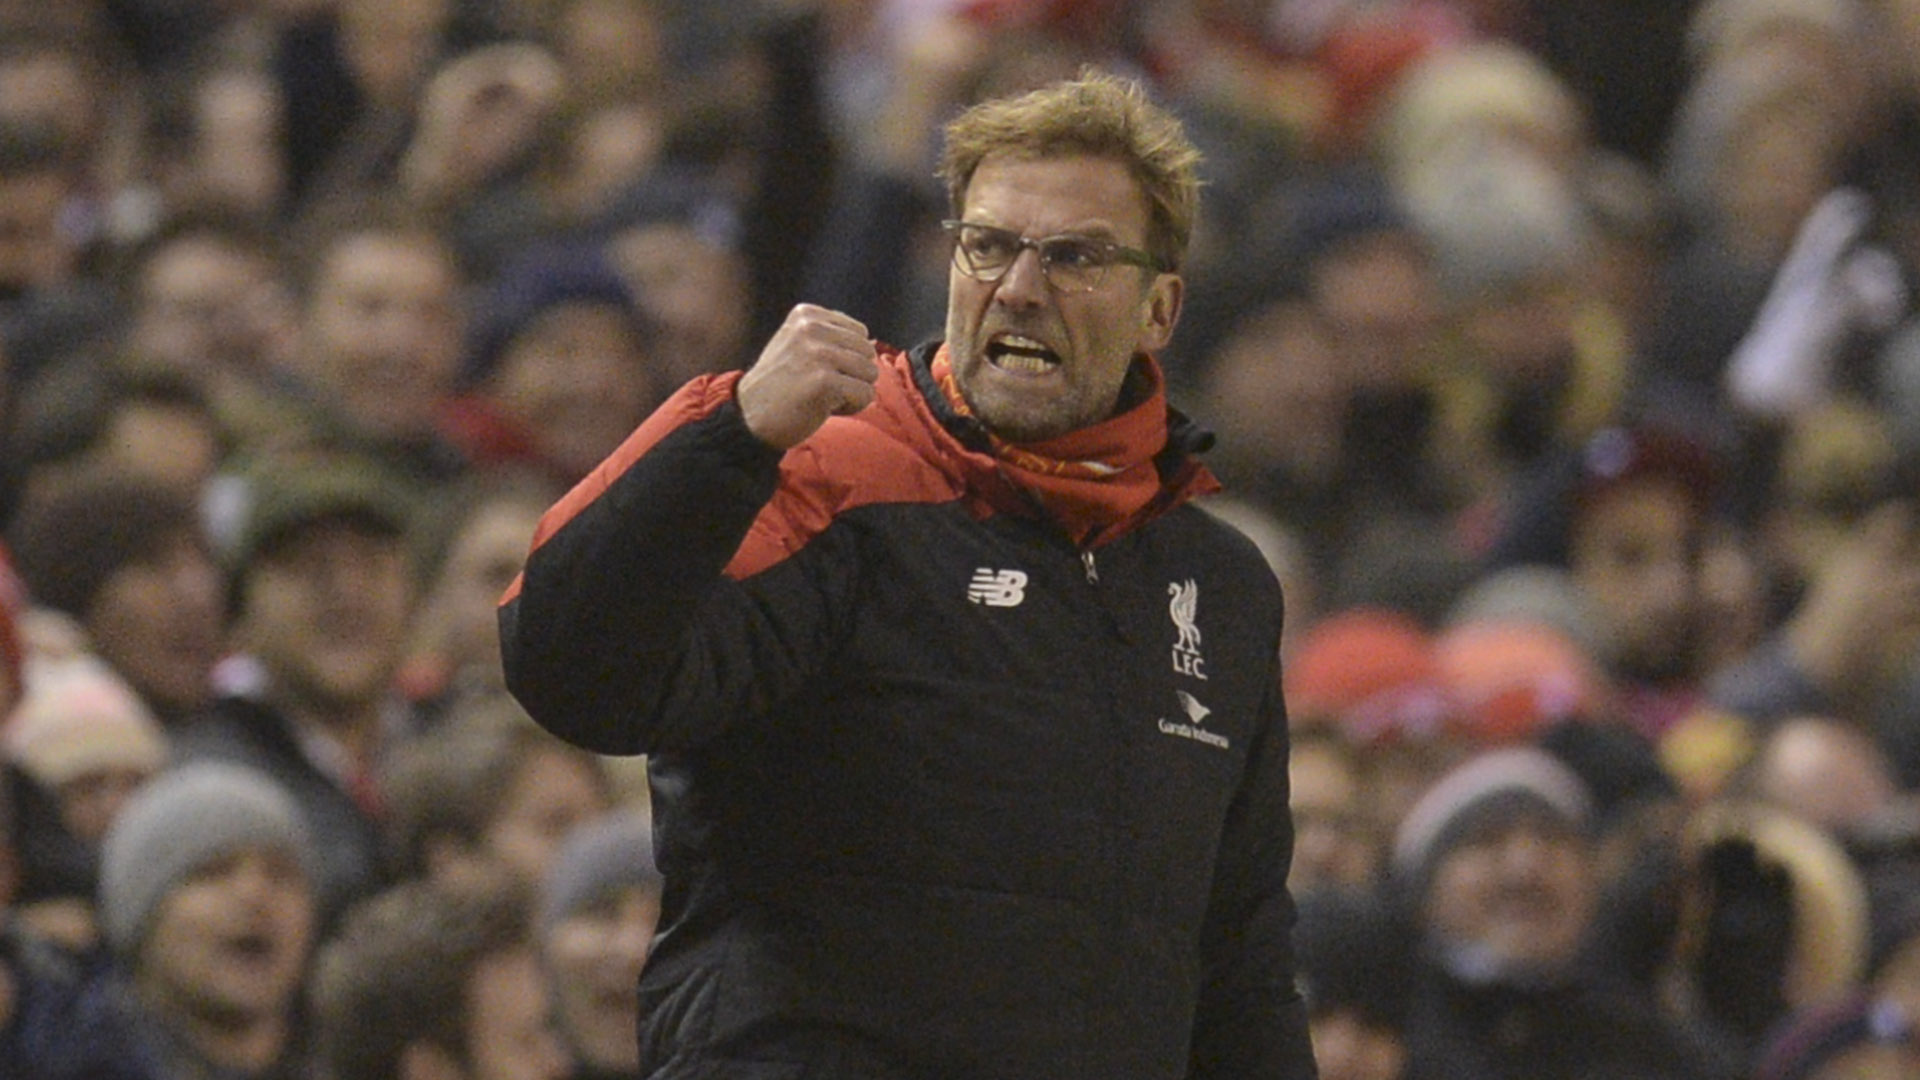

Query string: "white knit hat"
[5, 654, 167, 788]
[1392, 746, 1593, 892]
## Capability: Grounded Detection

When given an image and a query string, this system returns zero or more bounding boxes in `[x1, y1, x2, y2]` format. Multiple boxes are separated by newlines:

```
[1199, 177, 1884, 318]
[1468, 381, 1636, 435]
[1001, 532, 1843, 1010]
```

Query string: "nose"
[1493, 822, 1566, 880]
[992, 244, 1050, 308]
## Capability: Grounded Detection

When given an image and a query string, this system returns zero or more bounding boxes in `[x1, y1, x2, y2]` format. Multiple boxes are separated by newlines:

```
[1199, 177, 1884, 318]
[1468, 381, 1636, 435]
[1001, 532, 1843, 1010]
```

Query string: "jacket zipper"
[1081, 549, 1099, 584]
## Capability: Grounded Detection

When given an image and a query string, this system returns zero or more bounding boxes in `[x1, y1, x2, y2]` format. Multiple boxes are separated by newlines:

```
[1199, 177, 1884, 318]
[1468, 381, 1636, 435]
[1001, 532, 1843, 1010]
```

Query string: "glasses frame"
[941, 220, 1169, 293]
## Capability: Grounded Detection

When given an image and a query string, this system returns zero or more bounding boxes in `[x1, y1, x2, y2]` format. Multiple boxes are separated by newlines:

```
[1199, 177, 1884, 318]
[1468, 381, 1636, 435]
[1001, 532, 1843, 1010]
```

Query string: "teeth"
[996, 353, 1053, 374]
[987, 334, 1058, 374]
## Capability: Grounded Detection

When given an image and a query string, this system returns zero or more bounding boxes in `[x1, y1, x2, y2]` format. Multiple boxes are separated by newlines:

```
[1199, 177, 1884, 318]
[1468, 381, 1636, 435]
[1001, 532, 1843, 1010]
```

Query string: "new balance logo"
[967, 568, 1028, 607]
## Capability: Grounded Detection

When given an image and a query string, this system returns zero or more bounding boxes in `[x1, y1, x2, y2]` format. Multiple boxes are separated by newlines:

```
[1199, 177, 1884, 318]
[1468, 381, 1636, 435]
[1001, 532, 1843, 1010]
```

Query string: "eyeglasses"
[942, 220, 1168, 293]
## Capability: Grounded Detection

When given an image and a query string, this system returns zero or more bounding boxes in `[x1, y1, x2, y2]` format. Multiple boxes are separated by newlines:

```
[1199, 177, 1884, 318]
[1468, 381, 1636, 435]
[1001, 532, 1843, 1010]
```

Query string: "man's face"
[545, 885, 660, 1070]
[418, 498, 544, 686]
[131, 237, 293, 377]
[301, 233, 463, 441]
[1288, 739, 1380, 895]
[462, 945, 571, 1080]
[490, 303, 659, 478]
[482, 749, 608, 885]
[238, 521, 413, 713]
[140, 847, 315, 1024]
[1568, 481, 1704, 684]
[607, 222, 751, 383]
[88, 533, 225, 717]
[943, 154, 1181, 443]
[1309, 231, 1439, 390]
[1423, 810, 1596, 978]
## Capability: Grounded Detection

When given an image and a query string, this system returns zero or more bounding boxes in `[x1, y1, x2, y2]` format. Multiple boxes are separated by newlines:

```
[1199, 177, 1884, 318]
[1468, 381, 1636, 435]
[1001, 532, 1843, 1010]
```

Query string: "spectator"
[0, 122, 117, 393]
[1284, 606, 1461, 837]
[308, 873, 571, 1080]
[1658, 798, 1870, 1069]
[115, 207, 302, 440]
[6, 657, 166, 843]
[381, 704, 612, 888]
[1432, 617, 1613, 745]
[0, 759, 137, 1080]
[1709, 399, 1920, 783]
[3, 653, 168, 952]
[595, 170, 755, 384]
[6, 472, 227, 726]
[1745, 714, 1903, 839]
[89, 762, 320, 1080]
[173, 453, 417, 925]
[1389, 746, 1732, 1079]
[1295, 888, 1415, 1080]
[1288, 728, 1389, 897]
[539, 807, 660, 1080]
[8, 360, 227, 506]
[400, 469, 563, 724]
[445, 244, 665, 486]
[1493, 424, 1725, 739]
[271, 0, 463, 211]
[277, 203, 471, 485]
[139, 53, 290, 223]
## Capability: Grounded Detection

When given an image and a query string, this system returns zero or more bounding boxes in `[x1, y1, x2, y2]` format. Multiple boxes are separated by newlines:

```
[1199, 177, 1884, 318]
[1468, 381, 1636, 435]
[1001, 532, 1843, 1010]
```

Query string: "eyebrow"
[973, 219, 1126, 242]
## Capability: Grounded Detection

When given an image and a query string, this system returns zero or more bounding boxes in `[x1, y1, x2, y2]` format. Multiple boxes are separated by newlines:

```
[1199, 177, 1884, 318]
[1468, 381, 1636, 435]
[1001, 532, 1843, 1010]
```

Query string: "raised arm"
[498, 306, 877, 754]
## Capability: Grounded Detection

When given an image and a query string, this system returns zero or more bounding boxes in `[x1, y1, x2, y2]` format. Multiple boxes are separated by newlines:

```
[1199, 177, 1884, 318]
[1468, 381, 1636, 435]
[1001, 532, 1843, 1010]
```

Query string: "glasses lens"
[946, 223, 1121, 292]
[1037, 237, 1106, 291]
[954, 225, 1016, 279]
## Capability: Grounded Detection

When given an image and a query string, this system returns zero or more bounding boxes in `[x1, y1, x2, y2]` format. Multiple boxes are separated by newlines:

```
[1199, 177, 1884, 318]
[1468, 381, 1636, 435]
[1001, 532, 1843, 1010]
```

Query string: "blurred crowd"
[1, 0, 1920, 1077]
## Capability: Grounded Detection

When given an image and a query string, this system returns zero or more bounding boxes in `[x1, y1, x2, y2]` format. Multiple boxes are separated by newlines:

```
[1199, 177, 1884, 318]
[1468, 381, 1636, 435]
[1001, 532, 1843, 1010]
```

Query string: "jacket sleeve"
[498, 372, 842, 756]
[1187, 664, 1319, 1079]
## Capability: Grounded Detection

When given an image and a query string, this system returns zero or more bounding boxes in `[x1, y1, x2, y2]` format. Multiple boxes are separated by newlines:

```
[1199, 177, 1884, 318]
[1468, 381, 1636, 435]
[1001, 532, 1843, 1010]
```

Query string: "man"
[1492, 423, 1724, 740]
[1389, 747, 1731, 1080]
[280, 207, 470, 485]
[8, 471, 226, 726]
[501, 72, 1315, 1077]
[86, 762, 321, 1080]
[308, 874, 570, 1080]
[538, 808, 661, 1080]
[173, 454, 417, 925]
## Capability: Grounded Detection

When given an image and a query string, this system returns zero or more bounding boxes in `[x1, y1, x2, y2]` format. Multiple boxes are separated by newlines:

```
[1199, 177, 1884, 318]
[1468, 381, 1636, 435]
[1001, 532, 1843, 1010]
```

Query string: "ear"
[1139, 273, 1184, 354]
[399, 1040, 463, 1080]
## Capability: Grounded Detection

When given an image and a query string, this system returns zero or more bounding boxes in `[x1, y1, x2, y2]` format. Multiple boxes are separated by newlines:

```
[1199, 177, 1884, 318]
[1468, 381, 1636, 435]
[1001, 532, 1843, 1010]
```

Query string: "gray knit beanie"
[1391, 746, 1593, 900]
[98, 762, 317, 957]
[539, 807, 660, 933]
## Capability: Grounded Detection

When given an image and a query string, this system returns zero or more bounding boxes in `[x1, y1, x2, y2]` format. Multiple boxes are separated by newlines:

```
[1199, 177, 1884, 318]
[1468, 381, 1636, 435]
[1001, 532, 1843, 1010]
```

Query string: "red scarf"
[931, 346, 1208, 545]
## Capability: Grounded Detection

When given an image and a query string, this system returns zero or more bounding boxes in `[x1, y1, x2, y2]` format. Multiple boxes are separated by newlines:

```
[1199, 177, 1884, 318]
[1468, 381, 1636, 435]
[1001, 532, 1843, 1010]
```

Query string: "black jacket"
[501, 342, 1315, 1079]
[1403, 959, 1735, 1080]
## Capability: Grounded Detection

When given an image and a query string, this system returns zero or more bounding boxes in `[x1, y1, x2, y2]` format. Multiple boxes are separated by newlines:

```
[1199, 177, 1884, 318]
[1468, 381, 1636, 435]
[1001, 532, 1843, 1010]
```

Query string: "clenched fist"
[737, 305, 879, 450]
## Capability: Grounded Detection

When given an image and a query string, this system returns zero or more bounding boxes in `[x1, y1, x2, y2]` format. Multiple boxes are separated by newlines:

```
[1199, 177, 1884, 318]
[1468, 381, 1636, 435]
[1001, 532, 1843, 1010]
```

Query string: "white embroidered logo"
[1175, 690, 1211, 725]
[1158, 689, 1229, 750]
[967, 568, 1028, 607]
[1168, 579, 1206, 679]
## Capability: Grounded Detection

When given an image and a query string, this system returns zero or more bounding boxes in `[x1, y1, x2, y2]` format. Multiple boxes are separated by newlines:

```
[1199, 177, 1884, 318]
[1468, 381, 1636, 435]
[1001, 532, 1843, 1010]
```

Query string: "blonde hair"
[938, 69, 1203, 272]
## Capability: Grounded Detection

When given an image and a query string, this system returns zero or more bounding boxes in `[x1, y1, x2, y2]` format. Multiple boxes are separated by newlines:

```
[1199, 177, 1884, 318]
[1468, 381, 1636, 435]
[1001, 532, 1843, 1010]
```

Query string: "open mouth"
[986, 334, 1060, 375]
[223, 930, 280, 964]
